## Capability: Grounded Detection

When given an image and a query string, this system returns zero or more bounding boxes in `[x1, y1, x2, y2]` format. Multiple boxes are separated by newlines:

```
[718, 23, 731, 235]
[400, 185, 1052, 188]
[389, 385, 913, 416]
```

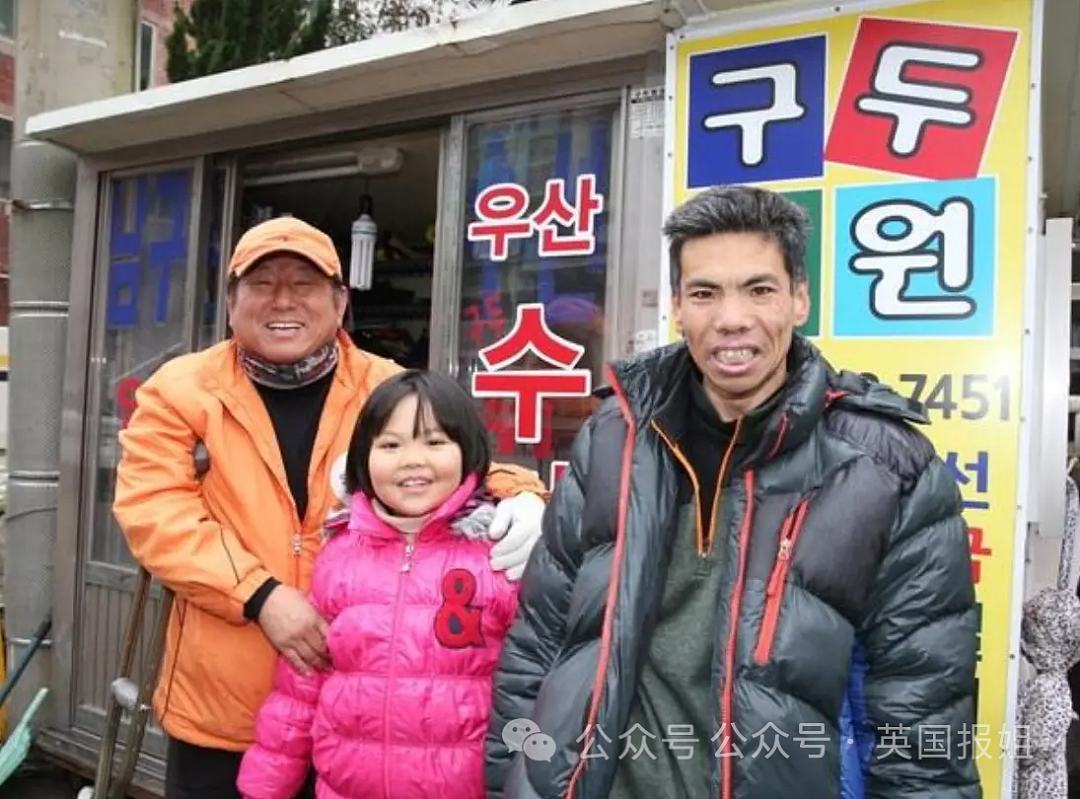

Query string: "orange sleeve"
[112, 376, 271, 625]
[485, 460, 550, 502]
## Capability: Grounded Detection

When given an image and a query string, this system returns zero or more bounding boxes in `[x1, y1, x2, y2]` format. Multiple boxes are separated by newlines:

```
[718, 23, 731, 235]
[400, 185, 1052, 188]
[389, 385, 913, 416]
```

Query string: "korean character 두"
[856, 44, 980, 158]
[531, 175, 604, 257]
[824, 18, 1018, 181]
[467, 183, 534, 261]
[849, 197, 975, 320]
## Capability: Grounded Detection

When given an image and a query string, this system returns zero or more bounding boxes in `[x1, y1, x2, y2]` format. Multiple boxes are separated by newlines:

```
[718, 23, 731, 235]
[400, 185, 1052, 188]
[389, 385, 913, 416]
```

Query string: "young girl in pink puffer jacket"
[237, 369, 522, 799]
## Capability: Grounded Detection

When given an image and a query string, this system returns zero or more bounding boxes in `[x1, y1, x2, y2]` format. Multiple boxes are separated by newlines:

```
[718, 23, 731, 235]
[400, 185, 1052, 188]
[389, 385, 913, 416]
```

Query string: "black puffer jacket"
[486, 337, 981, 799]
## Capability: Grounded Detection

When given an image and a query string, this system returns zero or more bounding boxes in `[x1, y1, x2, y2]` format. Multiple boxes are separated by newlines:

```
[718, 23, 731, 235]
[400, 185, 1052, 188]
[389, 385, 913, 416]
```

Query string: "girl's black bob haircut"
[344, 369, 492, 499]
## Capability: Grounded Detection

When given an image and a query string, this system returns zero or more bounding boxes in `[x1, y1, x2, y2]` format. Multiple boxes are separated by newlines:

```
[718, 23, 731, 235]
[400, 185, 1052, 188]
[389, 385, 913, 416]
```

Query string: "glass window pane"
[139, 22, 154, 91]
[0, 0, 15, 40]
[92, 169, 193, 565]
[197, 167, 227, 350]
[456, 104, 616, 480]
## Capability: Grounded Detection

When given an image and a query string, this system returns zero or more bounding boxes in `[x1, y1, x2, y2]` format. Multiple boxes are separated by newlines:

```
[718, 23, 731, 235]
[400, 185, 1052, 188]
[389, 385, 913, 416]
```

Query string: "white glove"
[487, 492, 546, 581]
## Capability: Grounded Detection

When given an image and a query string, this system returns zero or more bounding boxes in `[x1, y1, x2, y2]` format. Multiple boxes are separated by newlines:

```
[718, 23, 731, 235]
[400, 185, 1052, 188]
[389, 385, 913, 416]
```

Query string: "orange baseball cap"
[227, 216, 343, 280]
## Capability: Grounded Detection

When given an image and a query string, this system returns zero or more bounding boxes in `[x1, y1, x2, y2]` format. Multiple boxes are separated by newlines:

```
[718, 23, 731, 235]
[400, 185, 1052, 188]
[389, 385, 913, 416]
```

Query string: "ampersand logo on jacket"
[434, 568, 485, 648]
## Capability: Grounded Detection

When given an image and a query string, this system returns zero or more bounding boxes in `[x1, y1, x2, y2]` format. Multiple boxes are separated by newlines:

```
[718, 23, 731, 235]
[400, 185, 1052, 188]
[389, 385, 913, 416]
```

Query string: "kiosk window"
[457, 103, 617, 479]
[91, 169, 194, 565]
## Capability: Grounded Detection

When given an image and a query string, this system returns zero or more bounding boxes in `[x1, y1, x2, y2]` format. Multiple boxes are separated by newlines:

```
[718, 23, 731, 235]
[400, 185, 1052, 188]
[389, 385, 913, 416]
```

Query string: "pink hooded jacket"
[237, 475, 520, 799]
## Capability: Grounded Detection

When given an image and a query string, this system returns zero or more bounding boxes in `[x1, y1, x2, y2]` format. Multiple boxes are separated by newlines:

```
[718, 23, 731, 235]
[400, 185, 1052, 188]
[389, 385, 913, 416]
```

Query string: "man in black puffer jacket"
[485, 185, 981, 799]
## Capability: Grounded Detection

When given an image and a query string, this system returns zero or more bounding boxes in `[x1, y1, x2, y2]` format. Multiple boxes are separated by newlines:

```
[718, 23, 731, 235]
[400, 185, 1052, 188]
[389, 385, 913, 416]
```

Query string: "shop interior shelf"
[352, 303, 432, 320]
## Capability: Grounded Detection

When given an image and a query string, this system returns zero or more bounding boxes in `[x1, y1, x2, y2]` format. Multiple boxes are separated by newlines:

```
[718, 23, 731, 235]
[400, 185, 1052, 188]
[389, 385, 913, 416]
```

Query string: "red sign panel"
[824, 18, 1017, 180]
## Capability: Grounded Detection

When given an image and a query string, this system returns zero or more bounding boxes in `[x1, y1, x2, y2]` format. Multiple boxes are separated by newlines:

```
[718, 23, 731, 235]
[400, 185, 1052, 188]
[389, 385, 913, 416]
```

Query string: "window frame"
[136, 19, 156, 92]
[0, 0, 16, 42]
[429, 91, 629, 475]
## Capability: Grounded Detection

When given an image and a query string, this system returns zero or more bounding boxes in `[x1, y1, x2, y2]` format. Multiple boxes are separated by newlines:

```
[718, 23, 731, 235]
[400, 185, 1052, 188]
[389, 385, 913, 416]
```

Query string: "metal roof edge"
[26, 0, 663, 142]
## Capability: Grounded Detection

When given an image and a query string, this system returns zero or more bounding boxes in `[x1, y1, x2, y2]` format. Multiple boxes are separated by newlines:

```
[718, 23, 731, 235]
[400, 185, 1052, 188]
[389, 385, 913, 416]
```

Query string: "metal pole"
[4, 0, 135, 729]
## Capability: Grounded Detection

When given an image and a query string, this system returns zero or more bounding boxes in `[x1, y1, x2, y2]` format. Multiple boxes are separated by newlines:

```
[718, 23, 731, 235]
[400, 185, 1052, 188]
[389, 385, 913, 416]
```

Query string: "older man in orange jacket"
[113, 217, 548, 799]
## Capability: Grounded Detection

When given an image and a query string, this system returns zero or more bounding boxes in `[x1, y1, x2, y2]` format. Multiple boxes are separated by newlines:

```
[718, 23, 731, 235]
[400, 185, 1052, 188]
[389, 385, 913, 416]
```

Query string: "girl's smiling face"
[367, 393, 464, 517]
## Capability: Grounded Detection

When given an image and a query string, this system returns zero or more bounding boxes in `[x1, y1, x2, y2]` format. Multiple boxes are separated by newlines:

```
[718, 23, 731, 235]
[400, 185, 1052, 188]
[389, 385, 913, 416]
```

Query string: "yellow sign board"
[667, 0, 1038, 795]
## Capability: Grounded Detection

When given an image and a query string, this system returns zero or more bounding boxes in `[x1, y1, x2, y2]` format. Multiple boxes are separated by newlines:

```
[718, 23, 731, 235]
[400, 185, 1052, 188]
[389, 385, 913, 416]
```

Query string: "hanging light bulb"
[349, 194, 377, 291]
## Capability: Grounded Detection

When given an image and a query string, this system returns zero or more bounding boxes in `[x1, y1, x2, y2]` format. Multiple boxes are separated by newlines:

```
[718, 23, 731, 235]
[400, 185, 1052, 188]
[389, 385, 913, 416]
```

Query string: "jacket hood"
[606, 335, 928, 466]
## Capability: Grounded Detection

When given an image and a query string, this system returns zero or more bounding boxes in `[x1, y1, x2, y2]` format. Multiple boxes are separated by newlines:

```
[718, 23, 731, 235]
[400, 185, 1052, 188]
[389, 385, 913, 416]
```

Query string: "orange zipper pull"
[765, 515, 794, 596]
[766, 538, 792, 596]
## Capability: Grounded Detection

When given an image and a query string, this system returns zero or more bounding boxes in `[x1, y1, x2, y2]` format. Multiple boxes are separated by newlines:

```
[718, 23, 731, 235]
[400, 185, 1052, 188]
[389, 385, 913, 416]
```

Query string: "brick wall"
[142, 0, 192, 90]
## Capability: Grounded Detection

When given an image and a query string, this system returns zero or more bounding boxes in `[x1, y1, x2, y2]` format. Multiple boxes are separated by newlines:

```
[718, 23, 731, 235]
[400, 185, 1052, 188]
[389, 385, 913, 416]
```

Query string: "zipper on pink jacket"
[383, 538, 410, 793]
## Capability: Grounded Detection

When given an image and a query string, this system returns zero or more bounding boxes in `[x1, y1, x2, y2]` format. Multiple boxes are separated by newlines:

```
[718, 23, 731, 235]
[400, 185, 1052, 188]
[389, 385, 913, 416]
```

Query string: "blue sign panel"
[832, 176, 997, 338]
[686, 35, 827, 188]
[106, 171, 191, 329]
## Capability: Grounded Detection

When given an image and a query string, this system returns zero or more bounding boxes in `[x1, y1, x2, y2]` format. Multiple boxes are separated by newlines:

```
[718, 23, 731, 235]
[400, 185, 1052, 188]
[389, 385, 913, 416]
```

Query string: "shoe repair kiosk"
[13, 0, 1080, 797]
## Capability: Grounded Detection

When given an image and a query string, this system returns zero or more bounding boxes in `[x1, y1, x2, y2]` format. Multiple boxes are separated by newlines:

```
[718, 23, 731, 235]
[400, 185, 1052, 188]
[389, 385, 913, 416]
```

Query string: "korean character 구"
[848, 197, 975, 320]
[703, 63, 806, 168]
[661, 724, 699, 761]
[467, 183, 534, 262]
[531, 175, 604, 257]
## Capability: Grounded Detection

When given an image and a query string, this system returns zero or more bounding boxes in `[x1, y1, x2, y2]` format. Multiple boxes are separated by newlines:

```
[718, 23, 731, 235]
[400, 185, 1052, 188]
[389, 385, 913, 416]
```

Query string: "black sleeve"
[861, 454, 982, 799]
[243, 576, 281, 621]
[485, 414, 595, 796]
